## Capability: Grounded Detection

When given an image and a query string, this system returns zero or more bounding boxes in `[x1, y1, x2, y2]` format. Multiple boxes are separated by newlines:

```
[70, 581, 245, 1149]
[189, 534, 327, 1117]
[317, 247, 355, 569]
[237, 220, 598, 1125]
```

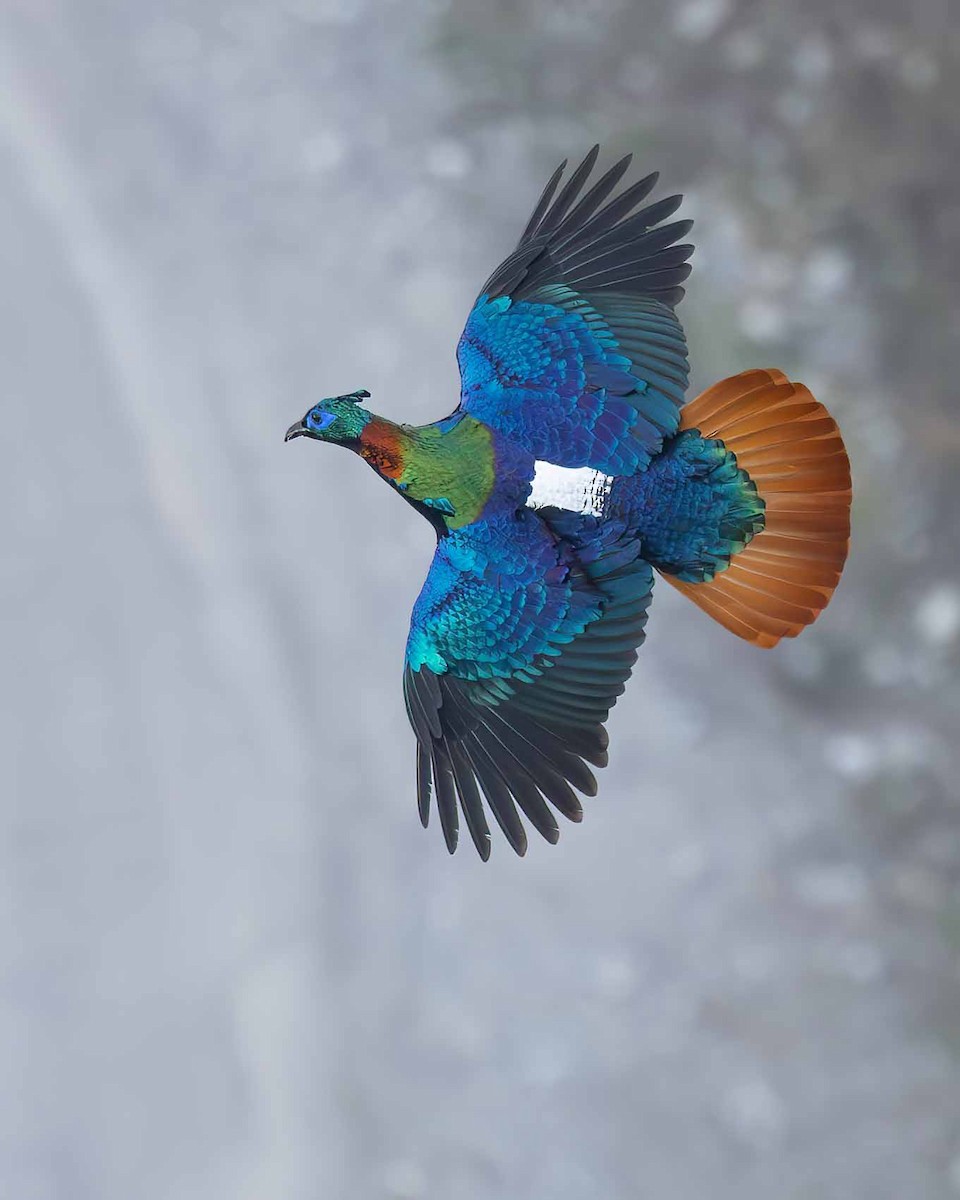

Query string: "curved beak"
[285, 420, 307, 443]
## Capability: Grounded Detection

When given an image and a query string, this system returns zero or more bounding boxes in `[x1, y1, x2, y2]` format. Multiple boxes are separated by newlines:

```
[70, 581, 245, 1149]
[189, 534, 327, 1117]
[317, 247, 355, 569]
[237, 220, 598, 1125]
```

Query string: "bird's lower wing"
[403, 509, 654, 859]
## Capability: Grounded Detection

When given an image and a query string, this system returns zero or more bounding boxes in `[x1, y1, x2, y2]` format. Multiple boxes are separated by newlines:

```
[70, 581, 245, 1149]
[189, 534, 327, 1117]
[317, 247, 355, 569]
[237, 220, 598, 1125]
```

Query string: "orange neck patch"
[359, 417, 407, 479]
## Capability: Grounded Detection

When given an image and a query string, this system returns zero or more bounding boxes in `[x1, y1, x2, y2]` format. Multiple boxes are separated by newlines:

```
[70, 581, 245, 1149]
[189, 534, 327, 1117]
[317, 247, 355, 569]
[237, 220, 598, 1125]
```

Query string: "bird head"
[284, 389, 372, 447]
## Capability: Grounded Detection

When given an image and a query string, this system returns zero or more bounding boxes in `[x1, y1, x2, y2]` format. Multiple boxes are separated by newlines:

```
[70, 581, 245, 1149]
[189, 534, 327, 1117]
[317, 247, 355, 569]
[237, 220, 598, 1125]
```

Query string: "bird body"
[286, 147, 852, 858]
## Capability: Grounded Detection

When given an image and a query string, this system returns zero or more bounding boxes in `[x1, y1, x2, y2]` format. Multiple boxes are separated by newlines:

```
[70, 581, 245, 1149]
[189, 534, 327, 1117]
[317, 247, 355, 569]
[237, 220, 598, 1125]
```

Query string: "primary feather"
[285, 147, 852, 857]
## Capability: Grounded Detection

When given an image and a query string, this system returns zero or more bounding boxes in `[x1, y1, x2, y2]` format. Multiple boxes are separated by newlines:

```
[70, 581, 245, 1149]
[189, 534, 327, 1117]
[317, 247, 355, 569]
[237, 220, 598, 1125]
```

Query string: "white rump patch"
[526, 461, 614, 517]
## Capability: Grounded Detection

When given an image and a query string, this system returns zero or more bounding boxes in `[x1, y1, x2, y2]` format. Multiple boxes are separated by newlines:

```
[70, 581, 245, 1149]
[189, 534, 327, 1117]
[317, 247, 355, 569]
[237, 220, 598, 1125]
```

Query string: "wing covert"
[456, 146, 693, 476]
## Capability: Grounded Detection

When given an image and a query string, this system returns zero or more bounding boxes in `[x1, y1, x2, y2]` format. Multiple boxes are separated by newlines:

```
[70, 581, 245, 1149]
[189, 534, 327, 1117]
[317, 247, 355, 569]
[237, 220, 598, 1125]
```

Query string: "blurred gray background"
[2, 1, 959, 1197]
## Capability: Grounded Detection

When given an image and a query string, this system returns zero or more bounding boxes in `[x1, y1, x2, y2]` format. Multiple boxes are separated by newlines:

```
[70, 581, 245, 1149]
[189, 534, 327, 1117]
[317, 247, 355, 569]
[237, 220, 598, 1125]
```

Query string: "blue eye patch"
[308, 408, 336, 431]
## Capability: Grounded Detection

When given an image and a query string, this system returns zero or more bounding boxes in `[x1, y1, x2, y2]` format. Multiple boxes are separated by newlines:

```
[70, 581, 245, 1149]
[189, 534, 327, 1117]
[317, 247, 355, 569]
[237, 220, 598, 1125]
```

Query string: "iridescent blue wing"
[456, 145, 693, 476]
[403, 510, 654, 858]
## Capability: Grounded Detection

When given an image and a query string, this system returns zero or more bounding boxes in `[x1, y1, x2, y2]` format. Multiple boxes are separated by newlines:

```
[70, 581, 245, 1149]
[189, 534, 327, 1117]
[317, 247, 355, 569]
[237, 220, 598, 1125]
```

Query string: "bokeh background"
[3, 1, 959, 1197]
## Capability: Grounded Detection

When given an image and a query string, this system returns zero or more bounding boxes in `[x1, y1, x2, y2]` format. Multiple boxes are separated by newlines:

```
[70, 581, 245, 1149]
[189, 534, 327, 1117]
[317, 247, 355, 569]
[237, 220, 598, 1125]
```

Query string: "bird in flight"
[285, 146, 851, 859]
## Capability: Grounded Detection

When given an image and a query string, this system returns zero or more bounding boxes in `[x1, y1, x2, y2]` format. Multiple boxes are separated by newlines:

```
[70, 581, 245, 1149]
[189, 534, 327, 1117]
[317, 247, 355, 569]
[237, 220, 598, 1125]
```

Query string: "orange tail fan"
[662, 369, 852, 648]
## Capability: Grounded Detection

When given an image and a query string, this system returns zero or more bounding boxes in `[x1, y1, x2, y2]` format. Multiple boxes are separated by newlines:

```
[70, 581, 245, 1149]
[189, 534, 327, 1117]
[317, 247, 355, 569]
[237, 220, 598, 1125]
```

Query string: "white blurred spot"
[619, 53, 660, 97]
[794, 36, 834, 83]
[853, 26, 898, 61]
[721, 1077, 785, 1148]
[140, 20, 201, 68]
[401, 267, 463, 326]
[738, 299, 785, 342]
[857, 406, 903, 462]
[301, 130, 345, 173]
[673, 0, 730, 41]
[863, 645, 908, 687]
[776, 90, 814, 126]
[836, 941, 886, 984]
[779, 637, 826, 683]
[915, 586, 960, 645]
[825, 733, 877, 779]
[523, 1035, 574, 1087]
[667, 841, 707, 885]
[427, 885, 463, 933]
[755, 251, 792, 289]
[794, 863, 870, 910]
[733, 943, 777, 983]
[283, 0, 363, 24]
[426, 139, 472, 180]
[595, 952, 637, 1000]
[859, 724, 941, 774]
[804, 248, 852, 299]
[947, 1150, 960, 1193]
[893, 865, 942, 910]
[383, 1159, 427, 1199]
[209, 47, 247, 90]
[723, 29, 764, 70]
[899, 50, 939, 90]
[428, 999, 484, 1057]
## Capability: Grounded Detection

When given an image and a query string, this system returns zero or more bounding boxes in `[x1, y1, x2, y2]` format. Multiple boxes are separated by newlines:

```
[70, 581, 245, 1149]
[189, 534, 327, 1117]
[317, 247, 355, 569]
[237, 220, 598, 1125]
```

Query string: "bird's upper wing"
[456, 145, 693, 477]
[403, 509, 654, 858]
